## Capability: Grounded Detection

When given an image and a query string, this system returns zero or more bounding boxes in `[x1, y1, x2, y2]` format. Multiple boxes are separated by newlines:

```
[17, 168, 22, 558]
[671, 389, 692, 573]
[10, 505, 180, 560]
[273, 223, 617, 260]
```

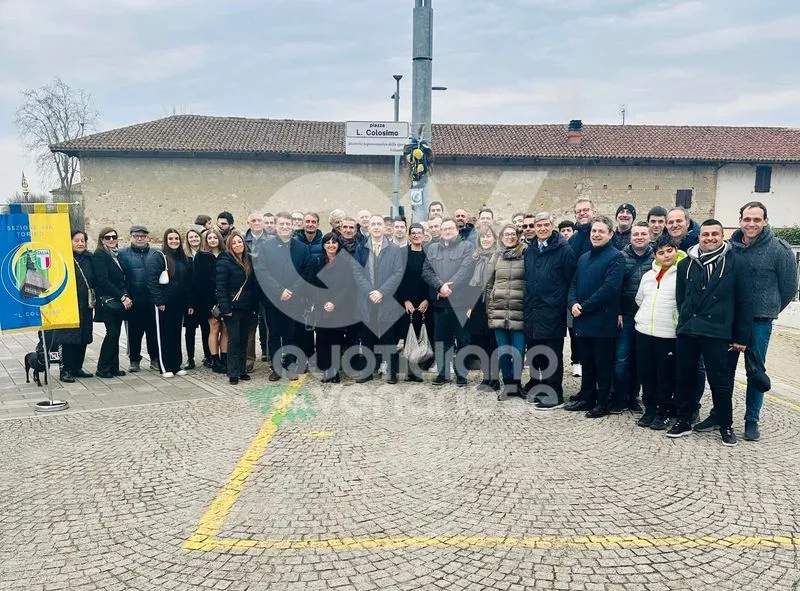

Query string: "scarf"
[499, 243, 524, 260]
[469, 249, 496, 287]
[698, 242, 727, 284]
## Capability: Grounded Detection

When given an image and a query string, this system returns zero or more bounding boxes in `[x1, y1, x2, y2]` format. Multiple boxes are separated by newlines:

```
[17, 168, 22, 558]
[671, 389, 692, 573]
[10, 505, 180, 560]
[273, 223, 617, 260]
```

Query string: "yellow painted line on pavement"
[195, 534, 799, 552]
[183, 376, 306, 551]
[735, 380, 800, 413]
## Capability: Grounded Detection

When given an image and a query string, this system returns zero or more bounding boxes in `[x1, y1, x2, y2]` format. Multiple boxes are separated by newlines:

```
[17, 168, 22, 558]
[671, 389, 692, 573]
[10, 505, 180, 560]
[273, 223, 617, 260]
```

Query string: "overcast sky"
[1, 0, 798, 197]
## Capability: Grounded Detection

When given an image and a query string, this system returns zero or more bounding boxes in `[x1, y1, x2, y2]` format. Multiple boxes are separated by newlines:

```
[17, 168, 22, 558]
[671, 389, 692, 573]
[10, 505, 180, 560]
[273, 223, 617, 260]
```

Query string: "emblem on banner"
[1, 243, 68, 306]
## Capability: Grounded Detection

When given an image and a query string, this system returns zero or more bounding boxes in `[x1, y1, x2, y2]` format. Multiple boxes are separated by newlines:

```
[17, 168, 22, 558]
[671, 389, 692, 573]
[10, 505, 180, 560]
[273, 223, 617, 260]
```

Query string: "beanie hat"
[616, 203, 637, 220]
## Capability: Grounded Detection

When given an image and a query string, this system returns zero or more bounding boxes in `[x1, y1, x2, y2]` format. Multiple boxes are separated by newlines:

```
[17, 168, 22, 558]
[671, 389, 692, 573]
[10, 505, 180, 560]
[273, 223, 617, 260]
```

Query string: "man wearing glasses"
[521, 214, 537, 244]
[118, 225, 160, 372]
[569, 199, 596, 258]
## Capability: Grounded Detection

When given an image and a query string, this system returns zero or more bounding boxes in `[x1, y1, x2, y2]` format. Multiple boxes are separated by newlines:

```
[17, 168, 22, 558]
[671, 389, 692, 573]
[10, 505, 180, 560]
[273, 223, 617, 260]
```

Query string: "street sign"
[345, 121, 409, 156]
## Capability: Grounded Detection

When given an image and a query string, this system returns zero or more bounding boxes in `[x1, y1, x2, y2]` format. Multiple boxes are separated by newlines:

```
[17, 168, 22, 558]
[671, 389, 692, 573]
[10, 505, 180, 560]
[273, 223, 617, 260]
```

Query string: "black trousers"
[98, 317, 123, 373]
[184, 313, 211, 362]
[529, 338, 565, 399]
[127, 304, 159, 363]
[224, 310, 251, 378]
[155, 305, 184, 374]
[636, 333, 677, 415]
[433, 307, 469, 380]
[316, 327, 346, 373]
[568, 326, 580, 364]
[265, 306, 297, 369]
[576, 336, 615, 408]
[676, 335, 735, 428]
[360, 321, 399, 378]
[61, 343, 88, 374]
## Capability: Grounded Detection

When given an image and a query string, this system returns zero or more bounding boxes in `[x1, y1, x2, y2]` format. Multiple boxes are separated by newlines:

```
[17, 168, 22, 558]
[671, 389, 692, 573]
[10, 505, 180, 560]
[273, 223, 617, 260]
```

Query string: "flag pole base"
[34, 400, 70, 413]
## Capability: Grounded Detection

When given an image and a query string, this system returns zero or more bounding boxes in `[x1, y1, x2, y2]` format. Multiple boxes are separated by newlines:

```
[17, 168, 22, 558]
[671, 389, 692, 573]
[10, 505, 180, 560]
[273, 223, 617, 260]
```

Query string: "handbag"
[75, 260, 95, 309]
[210, 304, 221, 319]
[158, 251, 170, 285]
[100, 296, 125, 313]
[401, 312, 433, 365]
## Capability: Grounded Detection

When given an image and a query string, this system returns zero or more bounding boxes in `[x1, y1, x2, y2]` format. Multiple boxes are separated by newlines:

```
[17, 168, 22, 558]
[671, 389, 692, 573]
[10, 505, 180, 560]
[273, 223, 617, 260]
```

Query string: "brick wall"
[79, 156, 717, 241]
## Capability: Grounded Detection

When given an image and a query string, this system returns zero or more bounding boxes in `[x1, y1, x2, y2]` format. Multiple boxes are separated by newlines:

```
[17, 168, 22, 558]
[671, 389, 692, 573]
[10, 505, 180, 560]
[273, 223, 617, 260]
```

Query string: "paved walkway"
[1, 328, 799, 590]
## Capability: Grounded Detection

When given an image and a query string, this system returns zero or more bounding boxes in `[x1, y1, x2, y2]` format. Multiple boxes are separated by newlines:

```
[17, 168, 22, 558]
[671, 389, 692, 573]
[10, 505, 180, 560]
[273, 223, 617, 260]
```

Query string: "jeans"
[265, 306, 297, 369]
[493, 329, 526, 383]
[722, 318, 773, 423]
[613, 315, 640, 407]
[98, 317, 123, 373]
[433, 307, 469, 380]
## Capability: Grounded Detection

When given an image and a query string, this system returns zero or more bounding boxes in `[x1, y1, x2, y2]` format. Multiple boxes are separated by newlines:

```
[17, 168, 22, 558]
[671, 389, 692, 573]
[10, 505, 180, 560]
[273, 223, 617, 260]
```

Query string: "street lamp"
[391, 75, 403, 218]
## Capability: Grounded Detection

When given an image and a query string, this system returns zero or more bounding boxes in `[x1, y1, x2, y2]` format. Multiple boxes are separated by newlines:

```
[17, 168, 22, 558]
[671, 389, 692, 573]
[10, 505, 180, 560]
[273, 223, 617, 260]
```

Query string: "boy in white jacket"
[634, 235, 686, 429]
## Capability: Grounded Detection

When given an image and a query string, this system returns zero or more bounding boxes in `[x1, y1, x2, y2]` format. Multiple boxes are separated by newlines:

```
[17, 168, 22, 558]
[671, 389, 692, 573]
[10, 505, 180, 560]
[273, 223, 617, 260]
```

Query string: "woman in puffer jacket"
[486, 224, 527, 399]
[634, 234, 687, 430]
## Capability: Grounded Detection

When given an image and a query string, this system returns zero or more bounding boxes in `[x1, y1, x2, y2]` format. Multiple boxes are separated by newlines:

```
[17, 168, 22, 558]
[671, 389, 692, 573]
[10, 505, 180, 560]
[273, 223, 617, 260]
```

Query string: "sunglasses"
[103, 234, 118, 240]
[522, 224, 534, 229]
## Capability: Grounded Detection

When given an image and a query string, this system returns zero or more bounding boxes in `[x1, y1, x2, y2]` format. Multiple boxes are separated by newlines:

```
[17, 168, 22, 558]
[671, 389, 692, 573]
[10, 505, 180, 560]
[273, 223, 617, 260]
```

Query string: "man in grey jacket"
[422, 218, 475, 386]
[694, 201, 797, 441]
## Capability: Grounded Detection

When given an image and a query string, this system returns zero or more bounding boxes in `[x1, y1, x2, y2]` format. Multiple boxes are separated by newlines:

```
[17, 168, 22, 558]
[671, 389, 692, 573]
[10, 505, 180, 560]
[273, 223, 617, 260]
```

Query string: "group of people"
[53, 197, 797, 447]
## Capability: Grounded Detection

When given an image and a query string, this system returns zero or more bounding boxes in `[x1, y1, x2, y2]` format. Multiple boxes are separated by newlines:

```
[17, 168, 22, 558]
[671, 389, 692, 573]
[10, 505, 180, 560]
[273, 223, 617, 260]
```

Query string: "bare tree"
[14, 78, 100, 196]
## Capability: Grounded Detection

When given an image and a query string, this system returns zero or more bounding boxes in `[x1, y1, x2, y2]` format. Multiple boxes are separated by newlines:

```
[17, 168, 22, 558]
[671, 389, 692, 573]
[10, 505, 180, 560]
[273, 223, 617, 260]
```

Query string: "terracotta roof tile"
[50, 115, 800, 163]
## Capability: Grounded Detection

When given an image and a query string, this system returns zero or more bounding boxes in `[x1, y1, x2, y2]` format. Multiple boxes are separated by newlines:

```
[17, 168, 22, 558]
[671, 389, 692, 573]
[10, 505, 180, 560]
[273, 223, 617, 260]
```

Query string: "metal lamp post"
[391, 75, 403, 218]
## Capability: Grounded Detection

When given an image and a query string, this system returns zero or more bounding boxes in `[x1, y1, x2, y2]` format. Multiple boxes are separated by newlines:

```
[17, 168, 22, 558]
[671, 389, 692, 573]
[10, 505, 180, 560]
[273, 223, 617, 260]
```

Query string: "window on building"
[755, 165, 772, 193]
[675, 189, 693, 209]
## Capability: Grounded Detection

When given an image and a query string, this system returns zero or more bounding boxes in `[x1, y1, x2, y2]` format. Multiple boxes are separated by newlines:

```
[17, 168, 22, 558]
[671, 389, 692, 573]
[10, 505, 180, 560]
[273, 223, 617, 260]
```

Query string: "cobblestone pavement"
[1, 329, 799, 591]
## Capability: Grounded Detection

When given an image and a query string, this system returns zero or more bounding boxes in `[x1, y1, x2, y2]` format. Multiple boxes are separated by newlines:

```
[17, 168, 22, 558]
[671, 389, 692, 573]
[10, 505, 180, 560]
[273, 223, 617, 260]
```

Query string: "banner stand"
[34, 331, 69, 413]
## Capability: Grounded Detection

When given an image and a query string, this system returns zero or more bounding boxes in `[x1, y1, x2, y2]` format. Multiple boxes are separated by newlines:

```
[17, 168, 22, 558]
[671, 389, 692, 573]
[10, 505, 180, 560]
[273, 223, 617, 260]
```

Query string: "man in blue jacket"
[568, 198, 595, 258]
[118, 225, 159, 372]
[523, 212, 577, 409]
[564, 216, 624, 418]
[254, 212, 309, 380]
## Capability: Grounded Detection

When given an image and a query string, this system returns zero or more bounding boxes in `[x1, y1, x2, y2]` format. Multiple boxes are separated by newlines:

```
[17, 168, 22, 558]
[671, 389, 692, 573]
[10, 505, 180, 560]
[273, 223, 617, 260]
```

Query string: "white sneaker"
[161, 372, 175, 378]
[176, 369, 187, 376]
[572, 363, 582, 377]
[396, 339, 405, 352]
[378, 361, 387, 375]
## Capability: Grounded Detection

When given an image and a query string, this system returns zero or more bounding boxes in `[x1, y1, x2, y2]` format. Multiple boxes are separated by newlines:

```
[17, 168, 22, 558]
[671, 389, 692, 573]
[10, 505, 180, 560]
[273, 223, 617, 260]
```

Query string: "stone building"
[50, 115, 800, 239]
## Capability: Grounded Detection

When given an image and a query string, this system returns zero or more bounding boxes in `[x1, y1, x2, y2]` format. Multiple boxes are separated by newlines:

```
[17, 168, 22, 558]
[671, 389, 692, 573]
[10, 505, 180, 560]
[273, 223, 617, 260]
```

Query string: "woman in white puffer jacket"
[633, 236, 687, 430]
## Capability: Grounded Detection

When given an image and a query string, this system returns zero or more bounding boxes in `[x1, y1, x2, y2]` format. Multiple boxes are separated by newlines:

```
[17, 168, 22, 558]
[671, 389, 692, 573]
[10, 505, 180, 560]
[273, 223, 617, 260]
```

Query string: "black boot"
[211, 354, 225, 374]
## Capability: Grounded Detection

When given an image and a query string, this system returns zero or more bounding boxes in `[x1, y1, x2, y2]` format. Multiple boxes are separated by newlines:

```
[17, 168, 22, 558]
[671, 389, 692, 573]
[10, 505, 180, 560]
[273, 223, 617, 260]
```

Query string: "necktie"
[374, 242, 381, 258]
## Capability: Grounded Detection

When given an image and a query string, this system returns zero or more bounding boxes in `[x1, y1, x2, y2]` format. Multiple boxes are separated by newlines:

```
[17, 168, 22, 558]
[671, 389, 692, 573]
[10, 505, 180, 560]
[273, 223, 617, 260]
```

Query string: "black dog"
[24, 351, 48, 387]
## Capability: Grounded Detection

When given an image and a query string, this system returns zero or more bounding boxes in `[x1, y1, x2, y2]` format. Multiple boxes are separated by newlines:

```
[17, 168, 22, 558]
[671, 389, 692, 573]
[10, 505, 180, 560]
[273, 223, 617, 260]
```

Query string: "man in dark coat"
[614, 221, 654, 413]
[117, 225, 159, 372]
[666, 219, 753, 447]
[565, 216, 624, 418]
[254, 212, 309, 380]
[353, 214, 405, 384]
[568, 198, 595, 258]
[666, 207, 700, 251]
[523, 213, 577, 409]
[422, 218, 475, 386]
[695, 202, 796, 442]
[611, 203, 636, 250]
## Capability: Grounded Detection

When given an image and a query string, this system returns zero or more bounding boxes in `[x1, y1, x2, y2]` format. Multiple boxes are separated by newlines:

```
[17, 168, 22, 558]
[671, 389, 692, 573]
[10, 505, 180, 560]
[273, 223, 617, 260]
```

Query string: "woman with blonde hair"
[216, 231, 259, 384]
[193, 226, 228, 372]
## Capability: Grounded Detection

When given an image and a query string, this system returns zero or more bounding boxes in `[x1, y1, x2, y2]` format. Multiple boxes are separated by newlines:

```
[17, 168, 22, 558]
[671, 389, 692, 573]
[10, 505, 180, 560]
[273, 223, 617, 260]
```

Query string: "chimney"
[567, 119, 583, 145]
